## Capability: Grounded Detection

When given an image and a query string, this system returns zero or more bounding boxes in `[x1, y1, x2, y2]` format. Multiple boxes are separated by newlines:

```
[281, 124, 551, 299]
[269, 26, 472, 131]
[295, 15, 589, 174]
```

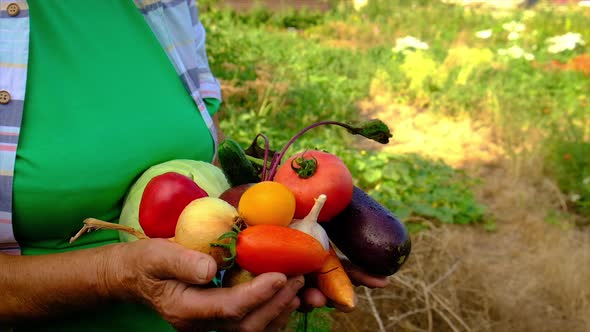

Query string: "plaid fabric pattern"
[0, 0, 222, 255]
[0, 0, 29, 255]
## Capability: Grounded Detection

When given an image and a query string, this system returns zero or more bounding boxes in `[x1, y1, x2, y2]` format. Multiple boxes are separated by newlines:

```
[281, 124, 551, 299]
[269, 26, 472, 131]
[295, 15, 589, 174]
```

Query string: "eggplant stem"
[69, 218, 148, 244]
[266, 119, 392, 180]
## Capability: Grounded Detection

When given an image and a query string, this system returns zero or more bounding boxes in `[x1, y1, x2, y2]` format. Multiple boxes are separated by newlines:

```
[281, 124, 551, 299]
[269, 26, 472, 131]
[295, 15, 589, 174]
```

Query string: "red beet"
[218, 183, 255, 209]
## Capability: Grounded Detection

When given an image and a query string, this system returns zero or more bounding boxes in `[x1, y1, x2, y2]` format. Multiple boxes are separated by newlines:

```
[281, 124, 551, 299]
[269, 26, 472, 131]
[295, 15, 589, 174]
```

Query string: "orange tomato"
[238, 181, 296, 226]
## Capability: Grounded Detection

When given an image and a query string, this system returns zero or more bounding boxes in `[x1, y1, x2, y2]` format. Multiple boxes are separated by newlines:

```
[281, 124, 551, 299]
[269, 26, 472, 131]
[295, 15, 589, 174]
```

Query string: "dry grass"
[218, 65, 289, 114]
[330, 207, 590, 332]
[325, 95, 590, 332]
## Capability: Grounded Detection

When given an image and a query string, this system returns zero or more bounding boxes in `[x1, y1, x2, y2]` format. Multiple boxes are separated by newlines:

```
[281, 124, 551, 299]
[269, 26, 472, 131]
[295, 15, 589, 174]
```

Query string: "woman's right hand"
[107, 238, 303, 332]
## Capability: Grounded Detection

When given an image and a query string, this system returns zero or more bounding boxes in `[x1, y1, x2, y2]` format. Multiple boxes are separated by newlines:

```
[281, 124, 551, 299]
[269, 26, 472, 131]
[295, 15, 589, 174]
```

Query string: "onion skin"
[174, 197, 239, 269]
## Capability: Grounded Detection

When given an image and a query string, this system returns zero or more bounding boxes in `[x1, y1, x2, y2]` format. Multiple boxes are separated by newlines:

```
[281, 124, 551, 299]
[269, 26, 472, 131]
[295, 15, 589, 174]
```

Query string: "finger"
[146, 239, 217, 285]
[263, 297, 301, 332]
[300, 287, 327, 309]
[342, 260, 390, 288]
[239, 275, 305, 332]
[176, 272, 288, 322]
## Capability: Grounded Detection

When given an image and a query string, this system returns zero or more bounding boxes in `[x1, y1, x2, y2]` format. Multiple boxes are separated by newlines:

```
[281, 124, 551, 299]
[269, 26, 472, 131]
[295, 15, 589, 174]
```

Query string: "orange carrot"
[315, 246, 357, 311]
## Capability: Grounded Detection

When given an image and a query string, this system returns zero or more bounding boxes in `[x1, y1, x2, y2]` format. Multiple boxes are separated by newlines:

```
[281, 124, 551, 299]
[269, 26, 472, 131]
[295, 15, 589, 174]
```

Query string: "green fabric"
[204, 97, 221, 117]
[13, 1, 220, 331]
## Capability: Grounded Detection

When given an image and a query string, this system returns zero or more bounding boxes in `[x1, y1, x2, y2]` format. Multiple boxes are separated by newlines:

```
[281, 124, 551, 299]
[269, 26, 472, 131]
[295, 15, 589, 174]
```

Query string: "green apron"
[13, 1, 219, 330]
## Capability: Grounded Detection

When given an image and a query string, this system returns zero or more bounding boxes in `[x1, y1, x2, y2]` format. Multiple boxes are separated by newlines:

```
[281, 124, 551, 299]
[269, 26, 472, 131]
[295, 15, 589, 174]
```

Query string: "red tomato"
[236, 224, 329, 276]
[273, 150, 353, 222]
[139, 172, 208, 238]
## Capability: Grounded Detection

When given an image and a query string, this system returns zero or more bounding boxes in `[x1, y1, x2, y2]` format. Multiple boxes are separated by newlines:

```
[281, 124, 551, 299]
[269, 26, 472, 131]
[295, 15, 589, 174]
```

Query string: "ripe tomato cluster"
[220, 150, 354, 276]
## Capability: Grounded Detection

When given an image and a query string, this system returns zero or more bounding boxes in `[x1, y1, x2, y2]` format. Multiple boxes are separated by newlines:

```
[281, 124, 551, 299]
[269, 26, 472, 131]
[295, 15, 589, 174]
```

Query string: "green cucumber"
[218, 139, 261, 187]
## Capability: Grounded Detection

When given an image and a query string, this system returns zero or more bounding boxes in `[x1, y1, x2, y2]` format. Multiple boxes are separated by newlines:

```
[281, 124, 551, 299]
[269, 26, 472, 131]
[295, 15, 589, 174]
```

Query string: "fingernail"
[196, 258, 211, 280]
[294, 276, 305, 288]
[273, 277, 286, 290]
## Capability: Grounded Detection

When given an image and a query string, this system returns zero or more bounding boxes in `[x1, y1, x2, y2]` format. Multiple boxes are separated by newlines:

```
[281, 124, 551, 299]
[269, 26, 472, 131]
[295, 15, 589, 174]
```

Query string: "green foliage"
[203, 0, 589, 220]
[444, 47, 495, 86]
[545, 141, 590, 216]
[399, 51, 439, 94]
[288, 309, 334, 332]
[347, 152, 486, 225]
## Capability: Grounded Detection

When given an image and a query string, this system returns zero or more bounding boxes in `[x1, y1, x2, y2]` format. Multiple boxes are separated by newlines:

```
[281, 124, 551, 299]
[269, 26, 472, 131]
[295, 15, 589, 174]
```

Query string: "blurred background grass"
[199, 0, 589, 330]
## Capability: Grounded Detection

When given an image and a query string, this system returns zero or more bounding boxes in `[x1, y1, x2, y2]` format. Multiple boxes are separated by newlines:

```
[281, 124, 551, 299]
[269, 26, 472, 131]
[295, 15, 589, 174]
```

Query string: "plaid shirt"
[0, 0, 222, 255]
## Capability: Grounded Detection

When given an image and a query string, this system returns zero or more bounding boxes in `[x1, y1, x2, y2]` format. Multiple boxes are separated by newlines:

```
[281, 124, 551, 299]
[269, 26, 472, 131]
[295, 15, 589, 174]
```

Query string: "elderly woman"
[0, 1, 387, 331]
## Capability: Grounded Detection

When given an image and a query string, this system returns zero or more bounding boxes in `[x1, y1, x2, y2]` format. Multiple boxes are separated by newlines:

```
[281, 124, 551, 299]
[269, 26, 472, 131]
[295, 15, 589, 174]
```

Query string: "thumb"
[147, 239, 217, 285]
[177, 272, 288, 321]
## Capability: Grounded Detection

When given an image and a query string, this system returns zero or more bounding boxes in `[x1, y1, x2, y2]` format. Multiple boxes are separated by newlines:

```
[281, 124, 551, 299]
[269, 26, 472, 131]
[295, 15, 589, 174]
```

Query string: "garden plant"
[199, 0, 590, 331]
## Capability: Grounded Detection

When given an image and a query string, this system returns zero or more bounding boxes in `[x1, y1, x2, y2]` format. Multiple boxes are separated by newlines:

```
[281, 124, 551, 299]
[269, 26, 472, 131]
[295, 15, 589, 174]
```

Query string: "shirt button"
[7, 3, 20, 17]
[0, 90, 11, 104]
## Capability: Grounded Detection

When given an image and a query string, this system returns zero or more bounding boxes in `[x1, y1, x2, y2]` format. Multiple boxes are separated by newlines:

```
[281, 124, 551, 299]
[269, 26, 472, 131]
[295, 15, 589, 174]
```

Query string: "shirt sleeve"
[203, 97, 221, 116]
[191, 1, 222, 102]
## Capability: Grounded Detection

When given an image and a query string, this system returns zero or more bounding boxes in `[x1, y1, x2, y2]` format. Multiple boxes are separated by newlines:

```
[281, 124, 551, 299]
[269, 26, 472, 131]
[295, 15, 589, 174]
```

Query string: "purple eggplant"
[321, 186, 411, 276]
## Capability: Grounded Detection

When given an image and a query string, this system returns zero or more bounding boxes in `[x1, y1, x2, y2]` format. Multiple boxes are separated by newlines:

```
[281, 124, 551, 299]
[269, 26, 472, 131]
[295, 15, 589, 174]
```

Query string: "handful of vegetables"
[70, 119, 411, 312]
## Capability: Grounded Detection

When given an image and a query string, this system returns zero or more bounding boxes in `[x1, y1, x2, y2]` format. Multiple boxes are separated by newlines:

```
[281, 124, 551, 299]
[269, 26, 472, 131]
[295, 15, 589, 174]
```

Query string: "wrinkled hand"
[108, 239, 303, 332]
[299, 258, 389, 313]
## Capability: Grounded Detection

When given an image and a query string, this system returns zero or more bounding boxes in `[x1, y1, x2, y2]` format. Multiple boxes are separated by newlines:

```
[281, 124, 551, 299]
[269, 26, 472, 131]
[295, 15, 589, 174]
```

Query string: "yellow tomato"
[238, 181, 296, 227]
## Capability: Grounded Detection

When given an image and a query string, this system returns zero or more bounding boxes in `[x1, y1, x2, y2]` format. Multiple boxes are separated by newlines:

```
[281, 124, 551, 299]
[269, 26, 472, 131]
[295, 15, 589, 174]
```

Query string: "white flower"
[498, 45, 534, 61]
[579, 1, 590, 7]
[393, 36, 429, 53]
[583, 177, 590, 185]
[506, 45, 525, 58]
[502, 21, 526, 33]
[570, 193, 581, 202]
[475, 29, 493, 39]
[508, 31, 520, 41]
[546, 32, 586, 54]
[353, 0, 368, 11]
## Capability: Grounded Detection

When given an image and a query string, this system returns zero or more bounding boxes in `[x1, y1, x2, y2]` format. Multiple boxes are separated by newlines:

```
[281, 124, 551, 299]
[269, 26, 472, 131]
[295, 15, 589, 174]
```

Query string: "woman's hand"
[341, 259, 390, 288]
[110, 238, 303, 332]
